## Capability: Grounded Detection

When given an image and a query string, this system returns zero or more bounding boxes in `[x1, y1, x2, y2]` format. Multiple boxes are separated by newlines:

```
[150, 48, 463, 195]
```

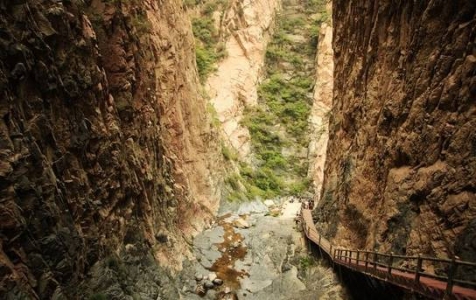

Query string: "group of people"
[289, 196, 315, 210]
[294, 197, 316, 226]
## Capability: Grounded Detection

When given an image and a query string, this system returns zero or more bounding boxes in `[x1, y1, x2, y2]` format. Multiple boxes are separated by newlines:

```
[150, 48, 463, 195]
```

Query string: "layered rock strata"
[0, 0, 221, 298]
[316, 0, 476, 269]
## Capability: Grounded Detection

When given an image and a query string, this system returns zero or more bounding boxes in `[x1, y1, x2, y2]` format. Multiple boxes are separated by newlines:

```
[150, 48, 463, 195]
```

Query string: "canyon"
[0, 0, 474, 299]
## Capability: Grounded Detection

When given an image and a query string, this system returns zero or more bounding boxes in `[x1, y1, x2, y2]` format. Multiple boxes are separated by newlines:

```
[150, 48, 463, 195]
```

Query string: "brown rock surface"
[0, 0, 221, 298]
[315, 0, 476, 267]
[309, 2, 333, 199]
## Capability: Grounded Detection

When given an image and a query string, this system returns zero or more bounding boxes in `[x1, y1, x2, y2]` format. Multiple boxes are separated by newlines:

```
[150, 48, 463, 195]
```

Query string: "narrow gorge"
[0, 0, 474, 300]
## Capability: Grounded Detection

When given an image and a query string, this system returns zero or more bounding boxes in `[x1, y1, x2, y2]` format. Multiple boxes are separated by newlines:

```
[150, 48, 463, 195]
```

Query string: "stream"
[176, 198, 347, 299]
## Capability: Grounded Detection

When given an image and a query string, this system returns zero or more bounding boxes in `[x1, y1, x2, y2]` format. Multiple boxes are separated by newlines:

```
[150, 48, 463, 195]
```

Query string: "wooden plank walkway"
[300, 208, 476, 300]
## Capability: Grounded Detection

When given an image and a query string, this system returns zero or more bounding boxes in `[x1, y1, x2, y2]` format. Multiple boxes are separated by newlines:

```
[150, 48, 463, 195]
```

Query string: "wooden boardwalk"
[300, 208, 476, 300]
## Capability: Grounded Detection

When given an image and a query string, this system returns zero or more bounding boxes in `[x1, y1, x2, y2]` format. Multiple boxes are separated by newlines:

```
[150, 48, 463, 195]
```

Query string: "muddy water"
[208, 217, 249, 290]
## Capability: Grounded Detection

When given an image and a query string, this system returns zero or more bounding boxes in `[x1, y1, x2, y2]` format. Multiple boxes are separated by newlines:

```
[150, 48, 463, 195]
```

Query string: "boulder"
[208, 272, 217, 281]
[194, 273, 203, 281]
[264, 200, 275, 207]
[203, 280, 215, 289]
[232, 218, 250, 229]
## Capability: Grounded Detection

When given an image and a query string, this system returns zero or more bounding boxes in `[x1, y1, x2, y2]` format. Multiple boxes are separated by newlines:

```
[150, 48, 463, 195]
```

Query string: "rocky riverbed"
[176, 198, 347, 299]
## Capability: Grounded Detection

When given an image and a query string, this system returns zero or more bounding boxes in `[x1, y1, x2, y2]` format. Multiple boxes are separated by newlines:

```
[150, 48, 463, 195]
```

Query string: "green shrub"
[225, 173, 241, 190]
[192, 18, 216, 45]
[245, 184, 265, 200]
[206, 102, 220, 127]
[196, 46, 217, 80]
[299, 256, 314, 270]
[280, 17, 305, 31]
[259, 150, 287, 169]
[227, 190, 247, 202]
[222, 145, 237, 161]
[287, 178, 311, 195]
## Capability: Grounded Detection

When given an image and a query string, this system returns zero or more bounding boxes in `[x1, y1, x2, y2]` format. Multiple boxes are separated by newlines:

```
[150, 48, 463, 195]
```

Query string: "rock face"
[0, 0, 221, 298]
[316, 0, 476, 265]
[206, 0, 280, 158]
[308, 2, 333, 199]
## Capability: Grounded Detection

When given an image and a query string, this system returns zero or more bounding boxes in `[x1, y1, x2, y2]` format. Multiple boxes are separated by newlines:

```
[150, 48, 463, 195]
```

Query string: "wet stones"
[208, 272, 217, 281]
[193, 272, 227, 296]
[194, 273, 204, 281]
[203, 280, 214, 289]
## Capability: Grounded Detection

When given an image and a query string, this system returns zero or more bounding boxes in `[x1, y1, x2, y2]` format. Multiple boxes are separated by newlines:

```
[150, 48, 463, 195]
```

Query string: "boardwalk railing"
[300, 208, 476, 300]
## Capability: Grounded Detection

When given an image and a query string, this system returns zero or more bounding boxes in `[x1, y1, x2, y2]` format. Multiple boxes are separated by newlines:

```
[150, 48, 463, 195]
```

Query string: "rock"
[212, 278, 223, 286]
[203, 280, 214, 289]
[231, 241, 241, 248]
[11, 63, 26, 80]
[321, 0, 476, 260]
[281, 263, 292, 272]
[194, 273, 203, 281]
[217, 291, 238, 300]
[195, 285, 206, 296]
[155, 233, 168, 243]
[232, 218, 250, 229]
[235, 200, 269, 215]
[207, 272, 217, 281]
[269, 208, 281, 217]
[264, 200, 275, 207]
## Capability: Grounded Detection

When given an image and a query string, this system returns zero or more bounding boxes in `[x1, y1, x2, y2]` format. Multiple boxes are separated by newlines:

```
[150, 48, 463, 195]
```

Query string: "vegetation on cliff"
[224, 0, 329, 201]
[187, 0, 229, 81]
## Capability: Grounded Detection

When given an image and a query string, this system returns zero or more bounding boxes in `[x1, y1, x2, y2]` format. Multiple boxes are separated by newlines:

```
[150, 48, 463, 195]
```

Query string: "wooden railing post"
[365, 252, 369, 272]
[356, 250, 360, 266]
[415, 254, 422, 283]
[373, 252, 378, 272]
[445, 257, 458, 297]
[348, 250, 352, 265]
[318, 234, 322, 245]
[387, 252, 393, 276]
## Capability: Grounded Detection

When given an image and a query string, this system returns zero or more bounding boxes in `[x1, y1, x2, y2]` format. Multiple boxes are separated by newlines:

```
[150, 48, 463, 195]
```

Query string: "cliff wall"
[0, 0, 221, 298]
[308, 1, 333, 199]
[316, 0, 476, 268]
[206, 0, 280, 159]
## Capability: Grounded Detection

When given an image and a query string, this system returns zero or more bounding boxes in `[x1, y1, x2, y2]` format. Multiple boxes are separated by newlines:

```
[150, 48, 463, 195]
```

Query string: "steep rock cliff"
[0, 0, 221, 298]
[316, 0, 476, 267]
[308, 2, 333, 199]
[206, 0, 280, 159]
